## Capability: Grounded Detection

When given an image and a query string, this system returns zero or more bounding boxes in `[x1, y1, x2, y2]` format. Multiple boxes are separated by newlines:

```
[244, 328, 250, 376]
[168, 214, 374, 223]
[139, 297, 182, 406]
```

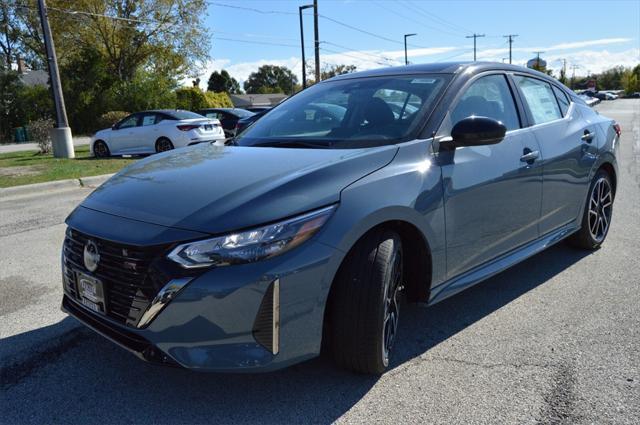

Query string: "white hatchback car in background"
[91, 110, 225, 157]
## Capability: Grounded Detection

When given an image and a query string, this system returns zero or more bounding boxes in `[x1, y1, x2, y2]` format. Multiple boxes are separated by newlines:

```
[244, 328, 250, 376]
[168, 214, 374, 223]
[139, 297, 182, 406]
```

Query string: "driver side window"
[118, 115, 138, 129]
[451, 74, 520, 131]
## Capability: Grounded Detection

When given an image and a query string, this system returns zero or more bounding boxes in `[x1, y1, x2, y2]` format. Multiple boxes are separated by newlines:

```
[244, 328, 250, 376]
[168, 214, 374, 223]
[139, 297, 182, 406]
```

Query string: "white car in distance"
[91, 110, 225, 157]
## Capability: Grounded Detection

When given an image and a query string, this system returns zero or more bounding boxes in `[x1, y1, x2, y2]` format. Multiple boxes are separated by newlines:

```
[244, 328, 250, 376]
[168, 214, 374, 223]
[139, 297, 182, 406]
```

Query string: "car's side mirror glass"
[451, 116, 506, 147]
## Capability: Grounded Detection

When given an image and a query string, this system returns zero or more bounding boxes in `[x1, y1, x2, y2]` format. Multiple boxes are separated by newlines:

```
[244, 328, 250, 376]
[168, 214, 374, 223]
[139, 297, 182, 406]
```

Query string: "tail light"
[613, 123, 621, 137]
[177, 124, 200, 131]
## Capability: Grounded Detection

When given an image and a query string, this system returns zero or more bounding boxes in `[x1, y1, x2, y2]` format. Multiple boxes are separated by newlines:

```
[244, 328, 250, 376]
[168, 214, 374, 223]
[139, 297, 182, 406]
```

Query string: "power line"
[402, 0, 472, 35]
[206, 1, 296, 16]
[371, 1, 463, 38]
[320, 47, 391, 67]
[212, 37, 300, 48]
[322, 41, 396, 64]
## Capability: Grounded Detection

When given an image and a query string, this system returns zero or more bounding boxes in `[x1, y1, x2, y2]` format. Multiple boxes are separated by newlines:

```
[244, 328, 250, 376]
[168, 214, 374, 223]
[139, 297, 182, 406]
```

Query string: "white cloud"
[188, 37, 638, 88]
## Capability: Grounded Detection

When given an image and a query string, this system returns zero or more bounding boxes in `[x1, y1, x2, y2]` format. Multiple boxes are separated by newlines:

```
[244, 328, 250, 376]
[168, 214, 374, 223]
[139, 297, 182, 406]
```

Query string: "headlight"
[167, 205, 336, 268]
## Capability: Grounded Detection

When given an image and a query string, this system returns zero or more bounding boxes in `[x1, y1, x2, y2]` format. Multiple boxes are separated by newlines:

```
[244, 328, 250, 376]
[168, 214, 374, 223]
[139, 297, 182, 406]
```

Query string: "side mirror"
[111, 124, 118, 130]
[451, 116, 506, 147]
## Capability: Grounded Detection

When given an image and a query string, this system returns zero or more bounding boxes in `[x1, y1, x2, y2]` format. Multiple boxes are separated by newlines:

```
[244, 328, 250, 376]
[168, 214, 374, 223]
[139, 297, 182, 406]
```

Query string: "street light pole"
[37, 0, 74, 158]
[313, 0, 320, 83]
[404, 33, 416, 65]
[299, 4, 313, 89]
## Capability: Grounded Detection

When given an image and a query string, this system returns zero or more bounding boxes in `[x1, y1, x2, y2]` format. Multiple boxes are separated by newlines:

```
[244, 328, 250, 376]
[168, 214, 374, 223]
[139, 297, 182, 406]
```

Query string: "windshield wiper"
[251, 140, 334, 149]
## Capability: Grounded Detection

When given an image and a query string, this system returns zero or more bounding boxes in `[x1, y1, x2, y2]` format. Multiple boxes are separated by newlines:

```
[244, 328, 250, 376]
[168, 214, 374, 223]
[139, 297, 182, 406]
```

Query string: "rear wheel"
[328, 229, 403, 374]
[568, 170, 614, 249]
[93, 140, 110, 158]
[155, 137, 174, 153]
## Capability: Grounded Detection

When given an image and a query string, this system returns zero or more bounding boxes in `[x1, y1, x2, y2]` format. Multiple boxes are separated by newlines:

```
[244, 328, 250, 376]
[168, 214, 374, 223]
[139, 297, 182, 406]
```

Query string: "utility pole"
[466, 33, 485, 61]
[532, 51, 545, 70]
[37, 0, 74, 158]
[404, 33, 417, 65]
[299, 4, 313, 89]
[503, 34, 518, 64]
[570, 64, 580, 90]
[313, 0, 320, 83]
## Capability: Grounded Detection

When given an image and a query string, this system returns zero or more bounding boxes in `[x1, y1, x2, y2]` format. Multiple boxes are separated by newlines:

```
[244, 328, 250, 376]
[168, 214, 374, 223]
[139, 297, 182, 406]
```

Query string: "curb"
[0, 173, 114, 200]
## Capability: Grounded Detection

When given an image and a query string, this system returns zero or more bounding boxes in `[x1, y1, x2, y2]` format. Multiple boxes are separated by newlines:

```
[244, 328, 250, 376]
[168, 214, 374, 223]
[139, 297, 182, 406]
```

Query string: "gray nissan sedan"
[61, 62, 620, 374]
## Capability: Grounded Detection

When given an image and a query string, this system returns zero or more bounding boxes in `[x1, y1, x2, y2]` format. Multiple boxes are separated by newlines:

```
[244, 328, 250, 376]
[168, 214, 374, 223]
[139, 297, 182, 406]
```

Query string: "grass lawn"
[0, 146, 136, 188]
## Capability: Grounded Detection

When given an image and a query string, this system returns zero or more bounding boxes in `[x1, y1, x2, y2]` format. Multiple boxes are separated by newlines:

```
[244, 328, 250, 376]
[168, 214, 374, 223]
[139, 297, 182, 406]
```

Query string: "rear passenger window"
[552, 86, 570, 116]
[514, 76, 562, 124]
[451, 74, 520, 131]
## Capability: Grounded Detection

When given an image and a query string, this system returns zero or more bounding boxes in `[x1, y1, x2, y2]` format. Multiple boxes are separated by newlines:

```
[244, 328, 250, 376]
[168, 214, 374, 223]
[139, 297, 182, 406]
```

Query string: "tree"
[321, 64, 357, 80]
[244, 65, 298, 95]
[558, 68, 568, 86]
[621, 65, 640, 94]
[0, 1, 20, 70]
[14, 0, 210, 81]
[207, 70, 241, 93]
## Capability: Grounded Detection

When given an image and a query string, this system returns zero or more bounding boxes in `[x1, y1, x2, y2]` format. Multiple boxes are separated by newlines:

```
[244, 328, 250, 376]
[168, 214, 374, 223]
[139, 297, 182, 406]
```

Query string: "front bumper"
[61, 215, 339, 372]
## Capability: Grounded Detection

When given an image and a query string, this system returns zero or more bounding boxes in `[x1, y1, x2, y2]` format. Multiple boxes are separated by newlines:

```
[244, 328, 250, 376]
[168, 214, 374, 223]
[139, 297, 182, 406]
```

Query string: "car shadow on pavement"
[1, 243, 591, 424]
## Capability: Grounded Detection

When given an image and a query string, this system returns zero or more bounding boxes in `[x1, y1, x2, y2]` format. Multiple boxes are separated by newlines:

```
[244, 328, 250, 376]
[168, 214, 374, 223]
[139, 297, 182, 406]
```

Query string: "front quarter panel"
[318, 139, 446, 291]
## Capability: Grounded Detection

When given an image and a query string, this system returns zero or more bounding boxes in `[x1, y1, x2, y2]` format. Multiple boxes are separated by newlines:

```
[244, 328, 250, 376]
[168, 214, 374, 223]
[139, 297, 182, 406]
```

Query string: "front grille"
[63, 228, 167, 327]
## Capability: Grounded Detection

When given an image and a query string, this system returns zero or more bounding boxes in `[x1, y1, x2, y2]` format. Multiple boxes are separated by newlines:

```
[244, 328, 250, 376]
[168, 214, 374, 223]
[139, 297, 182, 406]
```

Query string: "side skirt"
[428, 222, 579, 305]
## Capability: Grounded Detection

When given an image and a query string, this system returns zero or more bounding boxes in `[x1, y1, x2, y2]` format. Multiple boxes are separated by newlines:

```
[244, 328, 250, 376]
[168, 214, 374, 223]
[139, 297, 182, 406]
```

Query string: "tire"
[93, 140, 110, 158]
[568, 170, 614, 249]
[155, 137, 174, 153]
[328, 229, 404, 374]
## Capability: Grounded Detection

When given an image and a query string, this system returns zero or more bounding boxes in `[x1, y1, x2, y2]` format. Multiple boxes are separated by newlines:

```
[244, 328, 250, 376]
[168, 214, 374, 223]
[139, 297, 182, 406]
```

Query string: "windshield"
[236, 74, 449, 148]
[168, 110, 207, 120]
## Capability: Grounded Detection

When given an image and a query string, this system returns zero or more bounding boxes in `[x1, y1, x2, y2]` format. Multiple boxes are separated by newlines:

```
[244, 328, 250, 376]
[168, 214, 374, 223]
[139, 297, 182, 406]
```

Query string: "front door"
[439, 73, 543, 278]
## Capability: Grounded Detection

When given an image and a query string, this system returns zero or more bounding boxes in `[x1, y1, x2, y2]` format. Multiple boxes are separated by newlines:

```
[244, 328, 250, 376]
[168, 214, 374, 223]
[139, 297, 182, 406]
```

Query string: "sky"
[195, 0, 640, 87]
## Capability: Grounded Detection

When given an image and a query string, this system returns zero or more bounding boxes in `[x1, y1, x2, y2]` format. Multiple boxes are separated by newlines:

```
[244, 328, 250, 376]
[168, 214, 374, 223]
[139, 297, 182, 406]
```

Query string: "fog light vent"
[252, 279, 280, 355]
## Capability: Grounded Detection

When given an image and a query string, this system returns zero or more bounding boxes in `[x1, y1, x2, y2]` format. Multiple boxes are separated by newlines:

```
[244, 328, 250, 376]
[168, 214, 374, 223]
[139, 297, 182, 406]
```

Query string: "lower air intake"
[252, 279, 280, 355]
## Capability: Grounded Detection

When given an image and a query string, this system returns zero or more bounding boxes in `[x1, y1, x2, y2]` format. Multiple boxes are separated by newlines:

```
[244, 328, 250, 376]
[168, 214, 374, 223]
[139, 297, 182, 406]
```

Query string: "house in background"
[17, 57, 49, 87]
[229, 93, 287, 109]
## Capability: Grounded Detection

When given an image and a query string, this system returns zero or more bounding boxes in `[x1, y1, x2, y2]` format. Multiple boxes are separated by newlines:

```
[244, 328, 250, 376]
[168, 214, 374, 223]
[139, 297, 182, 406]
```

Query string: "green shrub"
[26, 119, 54, 154]
[175, 87, 208, 111]
[204, 91, 233, 108]
[97, 111, 130, 130]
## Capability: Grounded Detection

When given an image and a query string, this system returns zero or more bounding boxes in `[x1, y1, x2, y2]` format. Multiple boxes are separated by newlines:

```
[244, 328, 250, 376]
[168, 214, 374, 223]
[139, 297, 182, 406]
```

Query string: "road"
[1, 100, 638, 424]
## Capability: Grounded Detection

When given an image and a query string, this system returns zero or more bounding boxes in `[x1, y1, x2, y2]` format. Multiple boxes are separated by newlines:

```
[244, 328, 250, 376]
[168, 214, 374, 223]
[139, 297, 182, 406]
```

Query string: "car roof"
[140, 109, 193, 114]
[328, 61, 558, 83]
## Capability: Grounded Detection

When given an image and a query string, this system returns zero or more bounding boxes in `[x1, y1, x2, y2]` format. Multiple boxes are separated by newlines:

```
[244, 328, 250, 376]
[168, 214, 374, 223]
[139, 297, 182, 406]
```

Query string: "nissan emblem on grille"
[83, 240, 100, 272]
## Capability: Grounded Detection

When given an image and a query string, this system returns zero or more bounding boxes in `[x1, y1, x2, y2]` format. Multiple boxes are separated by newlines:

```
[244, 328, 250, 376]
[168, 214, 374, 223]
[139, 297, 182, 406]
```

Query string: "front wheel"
[93, 140, 110, 158]
[328, 229, 403, 374]
[568, 170, 614, 249]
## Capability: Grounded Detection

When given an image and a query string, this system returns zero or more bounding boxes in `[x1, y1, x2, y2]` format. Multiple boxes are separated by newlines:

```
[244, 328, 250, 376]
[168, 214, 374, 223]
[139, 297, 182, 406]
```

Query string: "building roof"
[229, 94, 288, 107]
[19, 69, 49, 87]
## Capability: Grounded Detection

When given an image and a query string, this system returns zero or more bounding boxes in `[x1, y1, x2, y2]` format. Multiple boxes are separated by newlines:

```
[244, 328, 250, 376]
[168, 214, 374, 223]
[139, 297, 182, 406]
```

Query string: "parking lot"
[1, 99, 638, 424]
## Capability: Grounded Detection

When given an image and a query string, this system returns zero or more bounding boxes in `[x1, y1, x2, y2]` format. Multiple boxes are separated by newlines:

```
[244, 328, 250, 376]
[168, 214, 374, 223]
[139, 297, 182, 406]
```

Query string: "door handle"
[520, 149, 539, 164]
[581, 130, 594, 143]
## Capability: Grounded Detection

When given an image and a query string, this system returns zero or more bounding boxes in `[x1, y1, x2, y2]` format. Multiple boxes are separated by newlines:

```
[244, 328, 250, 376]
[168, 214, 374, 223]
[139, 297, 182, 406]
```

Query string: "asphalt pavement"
[1, 100, 638, 424]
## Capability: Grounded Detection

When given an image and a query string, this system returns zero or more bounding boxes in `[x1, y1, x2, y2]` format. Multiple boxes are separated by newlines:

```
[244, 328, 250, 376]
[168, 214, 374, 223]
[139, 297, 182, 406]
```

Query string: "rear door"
[136, 112, 161, 153]
[439, 73, 543, 278]
[513, 76, 597, 234]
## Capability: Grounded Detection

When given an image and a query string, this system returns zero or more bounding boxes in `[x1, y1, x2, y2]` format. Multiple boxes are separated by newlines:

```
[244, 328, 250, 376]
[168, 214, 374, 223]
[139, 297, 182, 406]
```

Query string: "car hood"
[80, 143, 398, 234]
